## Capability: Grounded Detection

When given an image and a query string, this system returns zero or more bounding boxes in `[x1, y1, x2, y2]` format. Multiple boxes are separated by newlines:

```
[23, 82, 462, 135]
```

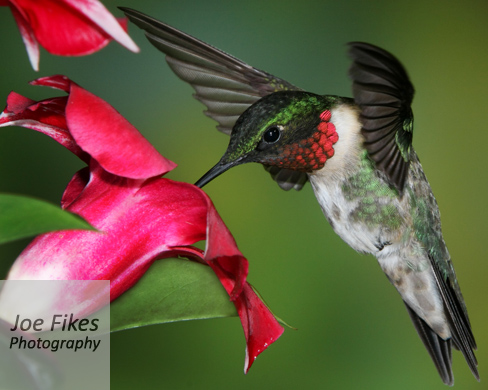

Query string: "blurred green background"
[1, 0, 487, 388]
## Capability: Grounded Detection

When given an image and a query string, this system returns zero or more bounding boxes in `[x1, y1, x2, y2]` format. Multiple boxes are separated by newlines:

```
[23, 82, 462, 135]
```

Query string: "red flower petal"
[201, 197, 284, 371]
[6, 168, 208, 297]
[30, 74, 72, 92]
[5, 91, 36, 113]
[236, 284, 284, 373]
[8, 4, 40, 70]
[60, 167, 89, 209]
[0, 91, 85, 159]
[204, 202, 248, 300]
[66, 83, 176, 179]
[8, 0, 138, 56]
[1, 76, 176, 178]
[61, 0, 138, 52]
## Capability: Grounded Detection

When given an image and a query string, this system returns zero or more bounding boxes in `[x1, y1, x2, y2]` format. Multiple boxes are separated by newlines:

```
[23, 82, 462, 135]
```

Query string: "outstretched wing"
[121, 7, 308, 190]
[348, 42, 414, 194]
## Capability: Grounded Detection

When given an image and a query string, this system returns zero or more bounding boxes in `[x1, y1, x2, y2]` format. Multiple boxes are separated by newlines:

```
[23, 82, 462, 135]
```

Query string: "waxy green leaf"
[0, 193, 95, 245]
[110, 258, 237, 332]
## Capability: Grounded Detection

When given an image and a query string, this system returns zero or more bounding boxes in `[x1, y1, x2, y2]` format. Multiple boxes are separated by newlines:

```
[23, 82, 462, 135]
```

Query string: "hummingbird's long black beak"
[195, 159, 241, 188]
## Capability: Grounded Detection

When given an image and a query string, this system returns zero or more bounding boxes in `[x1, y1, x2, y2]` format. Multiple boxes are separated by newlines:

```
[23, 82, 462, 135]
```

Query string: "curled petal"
[1, 76, 176, 178]
[5, 172, 209, 300]
[4, 91, 36, 113]
[66, 83, 176, 179]
[60, 167, 90, 209]
[193, 192, 284, 371]
[0, 91, 85, 159]
[8, 0, 138, 56]
[237, 284, 284, 373]
[9, 4, 40, 70]
[30, 74, 72, 92]
[3, 0, 138, 70]
[204, 201, 248, 300]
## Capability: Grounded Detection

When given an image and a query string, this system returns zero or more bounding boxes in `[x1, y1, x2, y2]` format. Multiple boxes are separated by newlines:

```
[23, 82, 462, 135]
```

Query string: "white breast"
[308, 104, 380, 253]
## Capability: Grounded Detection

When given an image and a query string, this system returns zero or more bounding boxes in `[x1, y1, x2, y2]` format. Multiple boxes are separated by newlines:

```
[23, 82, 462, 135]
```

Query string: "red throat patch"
[268, 110, 339, 171]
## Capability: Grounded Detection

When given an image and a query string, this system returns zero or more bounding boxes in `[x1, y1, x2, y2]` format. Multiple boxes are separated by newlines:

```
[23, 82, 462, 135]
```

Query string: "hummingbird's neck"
[309, 103, 363, 182]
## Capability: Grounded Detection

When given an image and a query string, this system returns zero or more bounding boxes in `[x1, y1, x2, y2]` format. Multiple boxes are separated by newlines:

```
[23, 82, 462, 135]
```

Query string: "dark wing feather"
[430, 256, 479, 381]
[404, 302, 454, 385]
[120, 7, 308, 190]
[264, 166, 309, 191]
[348, 42, 414, 193]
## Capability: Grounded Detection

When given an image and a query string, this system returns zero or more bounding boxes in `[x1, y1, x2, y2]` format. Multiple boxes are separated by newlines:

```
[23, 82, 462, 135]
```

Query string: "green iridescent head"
[195, 91, 341, 188]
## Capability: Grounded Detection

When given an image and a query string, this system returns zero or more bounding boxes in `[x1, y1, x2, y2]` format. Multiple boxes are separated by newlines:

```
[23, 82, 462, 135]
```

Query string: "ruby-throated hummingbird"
[122, 8, 478, 385]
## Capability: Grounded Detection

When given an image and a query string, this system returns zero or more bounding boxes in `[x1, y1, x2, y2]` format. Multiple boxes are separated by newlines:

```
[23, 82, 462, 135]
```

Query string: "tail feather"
[430, 258, 479, 379]
[404, 302, 454, 386]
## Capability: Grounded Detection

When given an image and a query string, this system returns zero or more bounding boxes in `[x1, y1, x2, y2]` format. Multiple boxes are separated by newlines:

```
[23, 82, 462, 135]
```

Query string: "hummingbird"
[121, 8, 478, 385]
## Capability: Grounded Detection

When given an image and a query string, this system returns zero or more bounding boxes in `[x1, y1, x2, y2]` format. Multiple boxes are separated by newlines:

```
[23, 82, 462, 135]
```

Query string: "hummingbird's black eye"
[263, 126, 281, 143]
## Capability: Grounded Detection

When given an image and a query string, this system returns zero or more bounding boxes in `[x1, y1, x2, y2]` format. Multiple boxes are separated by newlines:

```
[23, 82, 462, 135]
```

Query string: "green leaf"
[110, 258, 237, 332]
[0, 193, 95, 245]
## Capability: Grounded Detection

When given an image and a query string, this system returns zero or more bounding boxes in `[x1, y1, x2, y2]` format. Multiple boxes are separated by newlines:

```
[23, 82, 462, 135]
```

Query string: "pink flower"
[0, 75, 283, 371]
[1, 0, 139, 70]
